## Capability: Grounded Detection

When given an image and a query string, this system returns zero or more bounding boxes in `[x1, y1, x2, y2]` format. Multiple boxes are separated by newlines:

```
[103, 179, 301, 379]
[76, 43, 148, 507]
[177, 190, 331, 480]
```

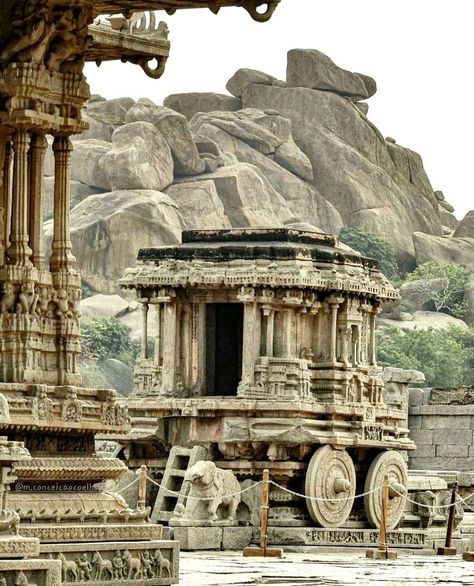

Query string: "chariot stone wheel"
[305, 445, 356, 527]
[364, 450, 407, 529]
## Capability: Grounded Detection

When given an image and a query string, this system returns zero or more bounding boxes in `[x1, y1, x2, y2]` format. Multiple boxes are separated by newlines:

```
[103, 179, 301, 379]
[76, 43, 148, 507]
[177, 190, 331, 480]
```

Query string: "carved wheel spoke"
[364, 450, 407, 529]
[305, 445, 356, 528]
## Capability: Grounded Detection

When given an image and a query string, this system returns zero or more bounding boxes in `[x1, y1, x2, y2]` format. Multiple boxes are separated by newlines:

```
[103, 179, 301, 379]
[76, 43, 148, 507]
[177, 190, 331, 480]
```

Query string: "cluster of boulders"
[39, 48, 474, 390]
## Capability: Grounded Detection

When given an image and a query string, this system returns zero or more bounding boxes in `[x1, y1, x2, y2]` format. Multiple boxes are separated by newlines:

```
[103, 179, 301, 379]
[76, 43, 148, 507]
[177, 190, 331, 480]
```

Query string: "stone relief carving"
[172, 461, 241, 524]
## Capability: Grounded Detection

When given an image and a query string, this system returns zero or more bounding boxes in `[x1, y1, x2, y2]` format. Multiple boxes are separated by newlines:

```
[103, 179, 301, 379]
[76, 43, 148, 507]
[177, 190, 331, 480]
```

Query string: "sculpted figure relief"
[0, 282, 16, 313]
[173, 460, 241, 523]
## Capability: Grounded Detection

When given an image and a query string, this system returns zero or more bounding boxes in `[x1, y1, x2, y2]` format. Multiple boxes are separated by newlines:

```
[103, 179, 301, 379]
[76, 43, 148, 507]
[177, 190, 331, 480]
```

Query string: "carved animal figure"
[16, 282, 38, 314]
[153, 550, 171, 578]
[59, 553, 78, 583]
[0, 282, 16, 313]
[91, 551, 114, 580]
[14, 571, 33, 586]
[54, 288, 72, 319]
[181, 460, 241, 522]
[122, 549, 142, 579]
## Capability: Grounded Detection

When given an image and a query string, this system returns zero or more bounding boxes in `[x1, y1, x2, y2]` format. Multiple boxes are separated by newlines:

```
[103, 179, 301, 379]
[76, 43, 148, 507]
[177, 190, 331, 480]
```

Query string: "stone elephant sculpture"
[177, 460, 241, 522]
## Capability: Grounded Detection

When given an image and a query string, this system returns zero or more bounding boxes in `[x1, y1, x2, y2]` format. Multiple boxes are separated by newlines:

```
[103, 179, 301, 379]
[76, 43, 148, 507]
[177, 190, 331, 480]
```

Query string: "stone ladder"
[151, 445, 208, 523]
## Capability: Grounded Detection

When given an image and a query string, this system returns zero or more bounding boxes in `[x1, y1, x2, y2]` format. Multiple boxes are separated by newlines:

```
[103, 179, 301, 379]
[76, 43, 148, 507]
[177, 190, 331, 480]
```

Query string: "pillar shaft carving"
[28, 134, 48, 269]
[50, 136, 75, 273]
[7, 130, 32, 267]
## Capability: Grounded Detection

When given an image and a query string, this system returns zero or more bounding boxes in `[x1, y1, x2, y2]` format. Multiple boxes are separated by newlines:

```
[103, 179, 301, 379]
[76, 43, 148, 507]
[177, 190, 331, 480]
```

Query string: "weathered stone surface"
[190, 110, 283, 155]
[100, 122, 174, 191]
[172, 163, 294, 227]
[163, 92, 242, 121]
[172, 526, 222, 550]
[99, 358, 133, 395]
[190, 121, 342, 233]
[440, 208, 459, 230]
[86, 96, 135, 125]
[67, 139, 111, 190]
[226, 68, 277, 98]
[125, 98, 205, 176]
[383, 367, 425, 385]
[440, 199, 455, 213]
[165, 180, 231, 230]
[378, 310, 468, 331]
[45, 190, 183, 293]
[81, 294, 130, 319]
[273, 137, 314, 182]
[454, 210, 474, 238]
[465, 274, 474, 326]
[74, 112, 114, 142]
[413, 232, 474, 269]
[43, 178, 102, 220]
[242, 83, 442, 266]
[222, 527, 253, 550]
[286, 49, 377, 99]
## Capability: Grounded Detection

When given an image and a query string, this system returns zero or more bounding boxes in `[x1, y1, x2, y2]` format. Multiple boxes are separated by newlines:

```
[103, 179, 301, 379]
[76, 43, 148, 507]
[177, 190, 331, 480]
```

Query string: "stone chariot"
[120, 228, 413, 530]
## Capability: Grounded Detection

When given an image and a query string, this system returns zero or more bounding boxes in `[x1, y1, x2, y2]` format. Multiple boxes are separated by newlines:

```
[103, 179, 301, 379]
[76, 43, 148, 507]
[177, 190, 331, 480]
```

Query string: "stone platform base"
[41, 540, 179, 585]
[19, 524, 163, 543]
[0, 558, 61, 586]
[171, 527, 252, 551]
[264, 527, 471, 554]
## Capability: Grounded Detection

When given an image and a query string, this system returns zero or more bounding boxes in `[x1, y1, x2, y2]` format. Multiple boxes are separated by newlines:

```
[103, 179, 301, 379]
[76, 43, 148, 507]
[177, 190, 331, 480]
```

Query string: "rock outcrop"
[100, 122, 174, 192]
[43, 48, 469, 296]
[45, 190, 183, 293]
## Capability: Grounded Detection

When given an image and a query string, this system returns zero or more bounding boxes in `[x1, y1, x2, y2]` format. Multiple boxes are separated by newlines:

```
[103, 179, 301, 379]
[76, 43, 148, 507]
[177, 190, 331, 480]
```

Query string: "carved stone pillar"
[154, 303, 162, 366]
[161, 299, 177, 393]
[282, 309, 293, 358]
[7, 130, 32, 266]
[369, 307, 378, 366]
[141, 301, 149, 360]
[28, 134, 48, 269]
[329, 303, 339, 363]
[241, 301, 258, 385]
[263, 306, 274, 357]
[1, 141, 12, 256]
[50, 136, 76, 272]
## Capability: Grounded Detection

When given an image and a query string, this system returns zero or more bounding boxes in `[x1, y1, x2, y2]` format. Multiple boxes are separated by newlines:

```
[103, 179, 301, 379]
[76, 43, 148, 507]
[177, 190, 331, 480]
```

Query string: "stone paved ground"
[180, 551, 474, 585]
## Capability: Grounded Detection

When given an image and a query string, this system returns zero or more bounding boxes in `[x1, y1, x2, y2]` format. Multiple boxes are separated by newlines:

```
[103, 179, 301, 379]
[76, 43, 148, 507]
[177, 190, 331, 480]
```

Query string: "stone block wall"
[408, 387, 474, 471]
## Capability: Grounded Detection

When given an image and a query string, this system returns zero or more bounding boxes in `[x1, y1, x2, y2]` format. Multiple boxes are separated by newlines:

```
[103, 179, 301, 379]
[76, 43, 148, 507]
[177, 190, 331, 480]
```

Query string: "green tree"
[376, 326, 471, 388]
[404, 261, 470, 318]
[81, 318, 138, 366]
[339, 228, 400, 281]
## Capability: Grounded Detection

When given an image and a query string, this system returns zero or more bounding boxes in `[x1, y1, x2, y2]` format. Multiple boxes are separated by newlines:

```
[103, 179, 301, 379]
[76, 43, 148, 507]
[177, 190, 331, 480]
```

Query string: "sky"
[85, 0, 473, 220]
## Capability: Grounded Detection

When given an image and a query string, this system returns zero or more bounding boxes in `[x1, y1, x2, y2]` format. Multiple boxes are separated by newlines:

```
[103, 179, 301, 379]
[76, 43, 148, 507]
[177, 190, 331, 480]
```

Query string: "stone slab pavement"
[180, 551, 474, 585]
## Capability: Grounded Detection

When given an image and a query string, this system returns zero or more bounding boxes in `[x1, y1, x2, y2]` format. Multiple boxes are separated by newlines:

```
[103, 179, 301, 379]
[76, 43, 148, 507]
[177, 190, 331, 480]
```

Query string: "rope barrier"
[140, 472, 474, 512]
[146, 475, 262, 501]
[113, 476, 139, 494]
[268, 480, 380, 503]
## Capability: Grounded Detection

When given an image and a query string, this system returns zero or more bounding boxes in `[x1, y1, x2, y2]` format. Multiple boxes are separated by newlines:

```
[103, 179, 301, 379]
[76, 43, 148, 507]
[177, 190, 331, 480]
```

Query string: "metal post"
[366, 475, 397, 560]
[437, 482, 458, 556]
[243, 469, 283, 558]
[138, 464, 148, 510]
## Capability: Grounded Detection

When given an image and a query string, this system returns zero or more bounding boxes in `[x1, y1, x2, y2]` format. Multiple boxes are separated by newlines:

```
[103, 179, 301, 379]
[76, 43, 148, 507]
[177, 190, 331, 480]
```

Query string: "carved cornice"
[13, 456, 126, 481]
[0, 383, 131, 434]
[91, 0, 281, 22]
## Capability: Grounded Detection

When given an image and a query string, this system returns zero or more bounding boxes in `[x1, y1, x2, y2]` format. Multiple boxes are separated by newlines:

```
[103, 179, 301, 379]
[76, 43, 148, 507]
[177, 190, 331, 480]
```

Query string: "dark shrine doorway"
[206, 303, 244, 396]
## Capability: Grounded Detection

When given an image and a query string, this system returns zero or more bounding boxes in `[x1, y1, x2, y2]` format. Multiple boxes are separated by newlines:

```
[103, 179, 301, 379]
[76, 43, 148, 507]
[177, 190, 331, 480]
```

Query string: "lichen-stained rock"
[190, 109, 283, 154]
[242, 83, 442, 266]
[43, 177, 104, 220]
[73, 113, 114, 142]
[173, 163, 295, 227]
[413, 232, 474, 269]
[226, 68, 277, 98]
[274, 137, 314, 182]
[86, 96, 136, 125]
[191, 122, 342, 233]
[454, 210, 474, 238]
[165, 180, 232, 230]
[100, 122, 174, 192]
[163, 92, 242, 121]
[44, 190, 183, 293]
[286, 49, 377, 99]
[70, 139, 111, 190]
[125, 98, 205, 176]
[439, 207, 459, 231]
